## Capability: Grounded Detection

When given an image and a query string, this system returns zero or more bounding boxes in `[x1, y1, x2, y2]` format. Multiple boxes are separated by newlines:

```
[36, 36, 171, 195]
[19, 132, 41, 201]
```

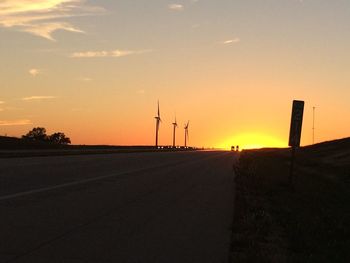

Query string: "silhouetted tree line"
[22, 127, 71, 145]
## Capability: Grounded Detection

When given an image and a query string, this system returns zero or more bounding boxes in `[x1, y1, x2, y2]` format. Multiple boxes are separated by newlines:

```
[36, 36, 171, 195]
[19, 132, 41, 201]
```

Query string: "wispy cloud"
[168, 4, 184, 11]
[0, 119, 32, 126]
[0, 0, 104, 41]
[191, 24, 200, 29]
[21, 96, 56, 101]
[221, 38, 241, 45]
[24, 22, 84, 41]
[29, 68, 40, 77]
[71, 49, 152, 58]
[0, 101, 4, 104]
[71, 108, 85, 112]
[77, 77, 93, 82]
[0, 106, 23, 112]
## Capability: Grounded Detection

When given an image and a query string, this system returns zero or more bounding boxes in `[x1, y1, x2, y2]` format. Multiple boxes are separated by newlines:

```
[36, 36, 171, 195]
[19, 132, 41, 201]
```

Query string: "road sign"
[289, 100, 304, 147]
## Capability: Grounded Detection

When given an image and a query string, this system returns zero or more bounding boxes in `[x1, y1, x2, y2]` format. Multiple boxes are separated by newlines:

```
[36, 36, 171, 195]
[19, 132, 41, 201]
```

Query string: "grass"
[231, 139, 350, 262]
[0, 136, 198, 157]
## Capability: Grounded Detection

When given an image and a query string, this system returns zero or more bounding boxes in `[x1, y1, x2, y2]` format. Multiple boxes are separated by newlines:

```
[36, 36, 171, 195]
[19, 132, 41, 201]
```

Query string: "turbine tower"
[172, 116, 178, 148]
[154, 101, 162, 147]
[312, 106, 316, 145]
[184, 121, 189, 148]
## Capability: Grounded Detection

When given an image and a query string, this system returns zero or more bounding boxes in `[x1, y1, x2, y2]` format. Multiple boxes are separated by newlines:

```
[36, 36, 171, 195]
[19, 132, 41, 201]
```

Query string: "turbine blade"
[157, 100, 160, 118]
[184, 121, 189, 129]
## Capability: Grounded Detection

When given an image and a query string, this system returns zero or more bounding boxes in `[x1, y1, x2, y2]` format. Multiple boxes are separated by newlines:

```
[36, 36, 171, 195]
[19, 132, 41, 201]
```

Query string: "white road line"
[0, 164, 172, 202]
[0, 152, 228, 202]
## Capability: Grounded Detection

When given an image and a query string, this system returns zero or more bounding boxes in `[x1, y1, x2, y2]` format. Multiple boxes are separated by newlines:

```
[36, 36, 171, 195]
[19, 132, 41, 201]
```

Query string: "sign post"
[288, 100, 305, 186]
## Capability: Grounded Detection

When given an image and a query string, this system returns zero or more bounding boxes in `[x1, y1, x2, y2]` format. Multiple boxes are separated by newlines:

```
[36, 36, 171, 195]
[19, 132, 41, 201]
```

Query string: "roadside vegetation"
[22, 127, 71, 145]
[0, 128, 198, 157]
[231, 138, 350, 262]
[0, 127, 71, 150]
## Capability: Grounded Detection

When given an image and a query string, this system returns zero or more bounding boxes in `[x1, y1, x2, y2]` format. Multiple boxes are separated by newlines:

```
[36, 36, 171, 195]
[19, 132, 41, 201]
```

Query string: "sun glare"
[220, 133, 287, 150]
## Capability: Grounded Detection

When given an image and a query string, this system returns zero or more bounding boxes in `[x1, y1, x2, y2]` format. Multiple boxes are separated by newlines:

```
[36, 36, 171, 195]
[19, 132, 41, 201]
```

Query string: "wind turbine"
[184, 121, 189, 148]
[172, 116, 178, 148]
[154, 101, 162, 148]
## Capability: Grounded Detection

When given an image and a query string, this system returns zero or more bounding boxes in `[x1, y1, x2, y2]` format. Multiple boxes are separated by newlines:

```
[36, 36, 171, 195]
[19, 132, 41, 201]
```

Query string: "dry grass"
[231, 151, 289, 262]
[231, 139, 350, 262]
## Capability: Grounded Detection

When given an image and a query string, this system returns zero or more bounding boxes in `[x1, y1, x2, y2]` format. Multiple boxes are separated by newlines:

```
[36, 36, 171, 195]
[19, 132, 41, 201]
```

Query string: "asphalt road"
[0, 151, 236, 263]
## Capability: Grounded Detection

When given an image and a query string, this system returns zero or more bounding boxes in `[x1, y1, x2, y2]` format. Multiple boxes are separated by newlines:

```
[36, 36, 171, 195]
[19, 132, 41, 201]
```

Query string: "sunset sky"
[0, 0, 349, 149]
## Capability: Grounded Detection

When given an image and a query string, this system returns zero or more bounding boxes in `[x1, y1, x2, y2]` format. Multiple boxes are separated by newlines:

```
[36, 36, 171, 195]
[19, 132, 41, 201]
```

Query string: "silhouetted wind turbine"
[184, 121, 189, 148]
[154, 101, 162, 147]
[312, 106, 316, 145]
[172, 116, 178, 148]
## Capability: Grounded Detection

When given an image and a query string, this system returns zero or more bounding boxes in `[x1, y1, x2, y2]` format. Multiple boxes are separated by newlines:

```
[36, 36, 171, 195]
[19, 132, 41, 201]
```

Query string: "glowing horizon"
[219, 133, 287, 150]
[1, 1, 349, 148]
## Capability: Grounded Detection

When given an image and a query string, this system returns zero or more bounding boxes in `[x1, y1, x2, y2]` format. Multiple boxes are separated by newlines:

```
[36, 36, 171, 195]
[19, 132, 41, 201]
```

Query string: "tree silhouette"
[22, 127, 71, 145]
[49, 132, 71, 145]
[22, 127, 48, 141]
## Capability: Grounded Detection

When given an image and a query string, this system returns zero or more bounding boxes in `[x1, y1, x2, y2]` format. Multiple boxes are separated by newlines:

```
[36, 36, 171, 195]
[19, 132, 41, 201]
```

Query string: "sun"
[219, 133, 287, 150]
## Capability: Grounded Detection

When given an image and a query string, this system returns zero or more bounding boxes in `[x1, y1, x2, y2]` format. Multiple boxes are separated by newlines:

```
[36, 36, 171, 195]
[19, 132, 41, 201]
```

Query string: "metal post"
[289, 146, 296, 187]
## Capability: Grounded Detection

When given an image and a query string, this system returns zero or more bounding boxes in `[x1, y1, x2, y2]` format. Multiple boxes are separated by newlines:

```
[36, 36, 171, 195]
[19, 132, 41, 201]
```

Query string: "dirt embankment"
[231, 138, 350, 262]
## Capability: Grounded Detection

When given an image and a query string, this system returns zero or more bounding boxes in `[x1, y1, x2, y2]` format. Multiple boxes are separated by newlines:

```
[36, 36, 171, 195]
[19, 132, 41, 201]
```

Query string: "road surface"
[0, 151, 236, 263]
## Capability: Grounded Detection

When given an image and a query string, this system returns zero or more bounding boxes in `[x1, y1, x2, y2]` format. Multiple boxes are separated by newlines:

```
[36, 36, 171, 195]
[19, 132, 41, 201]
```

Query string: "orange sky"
[1, 1, 349, 149]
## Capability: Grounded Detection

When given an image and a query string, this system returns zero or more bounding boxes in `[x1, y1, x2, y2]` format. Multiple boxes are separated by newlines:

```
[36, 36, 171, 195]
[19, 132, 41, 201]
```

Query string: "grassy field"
[231, 138, 350, 262]
[0, 136, 198, 157]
